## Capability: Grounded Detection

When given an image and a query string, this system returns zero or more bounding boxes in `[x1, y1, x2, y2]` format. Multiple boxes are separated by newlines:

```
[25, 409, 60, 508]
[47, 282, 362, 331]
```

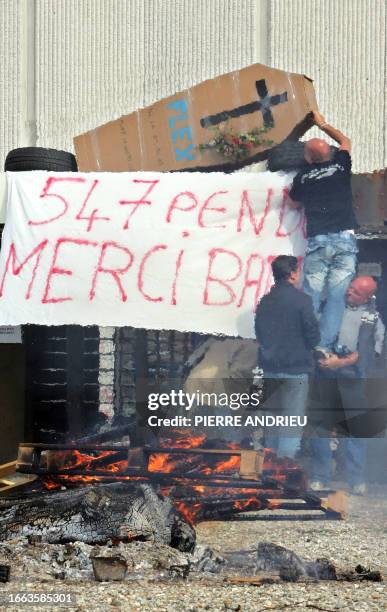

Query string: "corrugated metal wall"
[268, 0, 387, 173]
[1, 1, 385, 172]
[0, 0, 24, 164]
[35, 0, 259, 152]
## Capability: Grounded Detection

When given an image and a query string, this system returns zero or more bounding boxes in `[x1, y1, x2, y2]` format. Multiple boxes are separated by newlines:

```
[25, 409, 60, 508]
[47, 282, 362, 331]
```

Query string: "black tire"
[267, 141, 307, 172]
[4, 147, 77, 172]
[267, 141, 338, 172]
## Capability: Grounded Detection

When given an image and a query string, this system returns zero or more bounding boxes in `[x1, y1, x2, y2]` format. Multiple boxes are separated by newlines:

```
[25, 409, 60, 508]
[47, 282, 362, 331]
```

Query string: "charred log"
[0, 483, 195, 549]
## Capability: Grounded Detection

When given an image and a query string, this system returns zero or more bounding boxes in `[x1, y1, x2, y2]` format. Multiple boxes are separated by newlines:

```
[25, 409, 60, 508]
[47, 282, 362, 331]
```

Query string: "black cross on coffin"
[200, 79, 288, 129]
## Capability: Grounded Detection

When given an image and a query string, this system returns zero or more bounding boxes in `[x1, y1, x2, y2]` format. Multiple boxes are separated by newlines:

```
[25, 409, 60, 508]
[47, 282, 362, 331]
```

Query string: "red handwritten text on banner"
[0, 171, 305, 337]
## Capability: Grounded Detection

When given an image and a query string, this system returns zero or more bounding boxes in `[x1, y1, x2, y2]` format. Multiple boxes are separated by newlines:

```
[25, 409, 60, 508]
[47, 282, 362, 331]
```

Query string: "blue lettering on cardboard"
[166, 99, 195, 162]
[175, 143, 195, 161]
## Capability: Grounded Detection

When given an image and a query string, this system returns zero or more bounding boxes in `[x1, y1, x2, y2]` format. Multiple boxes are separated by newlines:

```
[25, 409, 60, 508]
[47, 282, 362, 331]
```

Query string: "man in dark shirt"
[289, 111, 358, 351]
[255, 255, 320, 458]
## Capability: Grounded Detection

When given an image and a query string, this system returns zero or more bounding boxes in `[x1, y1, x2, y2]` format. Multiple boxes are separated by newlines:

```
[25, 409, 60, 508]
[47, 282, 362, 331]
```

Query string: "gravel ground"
[196, 492, 387, 574]
[0, 492, 385, 611]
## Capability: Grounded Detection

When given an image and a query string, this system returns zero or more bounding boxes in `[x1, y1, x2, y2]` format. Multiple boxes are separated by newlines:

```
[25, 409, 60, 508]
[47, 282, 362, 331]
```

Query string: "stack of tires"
[3, 147, 100, 440]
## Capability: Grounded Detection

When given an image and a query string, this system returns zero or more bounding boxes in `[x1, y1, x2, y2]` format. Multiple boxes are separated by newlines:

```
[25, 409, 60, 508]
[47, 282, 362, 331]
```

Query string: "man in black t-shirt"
[289, 111, 358, 351]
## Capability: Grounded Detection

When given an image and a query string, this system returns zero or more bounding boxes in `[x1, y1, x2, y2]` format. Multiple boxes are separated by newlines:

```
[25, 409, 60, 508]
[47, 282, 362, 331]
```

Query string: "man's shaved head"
[346, 276, 377, 306]
[304, 138, 331, 164]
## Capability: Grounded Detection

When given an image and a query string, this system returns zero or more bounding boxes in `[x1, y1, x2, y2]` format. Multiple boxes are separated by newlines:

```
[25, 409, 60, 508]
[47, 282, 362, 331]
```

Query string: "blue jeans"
[303, 231, 358, 349]
[310, 437, 367, 487]
[309, 377, 367, 486]
[263, 372, 309, 459]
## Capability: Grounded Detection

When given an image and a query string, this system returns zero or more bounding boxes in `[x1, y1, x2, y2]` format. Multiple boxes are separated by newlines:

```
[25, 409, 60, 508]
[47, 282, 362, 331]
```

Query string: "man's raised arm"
[312, 110, 351, 152]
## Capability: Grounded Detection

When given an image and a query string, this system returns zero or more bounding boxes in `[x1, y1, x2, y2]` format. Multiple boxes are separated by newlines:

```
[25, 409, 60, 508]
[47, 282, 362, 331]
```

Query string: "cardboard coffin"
[74, 62, 317, 173]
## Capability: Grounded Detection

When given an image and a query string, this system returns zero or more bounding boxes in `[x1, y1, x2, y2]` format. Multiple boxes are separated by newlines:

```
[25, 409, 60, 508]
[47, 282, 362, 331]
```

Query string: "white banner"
[0, 171, 306, 337]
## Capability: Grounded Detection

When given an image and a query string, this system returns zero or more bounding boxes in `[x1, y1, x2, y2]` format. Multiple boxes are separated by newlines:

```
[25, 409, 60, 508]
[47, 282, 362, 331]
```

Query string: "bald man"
[289, 110, 358, 351]
[309, 276, 385, 494]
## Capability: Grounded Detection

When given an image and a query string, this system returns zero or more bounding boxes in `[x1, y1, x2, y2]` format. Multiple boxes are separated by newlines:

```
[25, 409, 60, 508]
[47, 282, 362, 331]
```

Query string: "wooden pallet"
[0, 460, 37, 495]
[16, 443, 265, 481]
[14, 443, 347, 519]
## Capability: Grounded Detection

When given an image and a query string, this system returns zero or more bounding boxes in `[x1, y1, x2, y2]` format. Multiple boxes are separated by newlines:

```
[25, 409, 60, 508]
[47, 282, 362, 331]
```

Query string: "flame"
[159, 430, 206, 448]
[40, 433, 306, 526]
[267, 499, 282, 510]
[62, 449, 121, 471]
[174, 500, 203, 524]
[43, 478, 61, 490]
[148, 453, 180, 473]
[208, 454, 240, 474]
[46, 449, 122, 472]
[148, 431, 241, 476]
[42, 448, 129, 490]
[105, 460, 128, 472]
[234, 497, 262, 511]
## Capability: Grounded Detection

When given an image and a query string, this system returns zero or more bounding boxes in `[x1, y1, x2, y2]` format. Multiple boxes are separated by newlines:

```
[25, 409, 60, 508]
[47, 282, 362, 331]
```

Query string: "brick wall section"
[112, 327, 137, 417]
[98, 327, 116, 420]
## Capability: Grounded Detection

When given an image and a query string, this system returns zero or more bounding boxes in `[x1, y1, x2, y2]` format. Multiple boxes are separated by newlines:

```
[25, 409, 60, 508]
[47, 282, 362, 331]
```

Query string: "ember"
[15, 431, 346, 526]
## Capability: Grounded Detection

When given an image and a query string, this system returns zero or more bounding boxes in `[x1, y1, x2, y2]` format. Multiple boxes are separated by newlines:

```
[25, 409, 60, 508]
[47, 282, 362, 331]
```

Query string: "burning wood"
[13, 431, 347, 527]
[17, 442, 264, 481]
[0, 434, 374, 592]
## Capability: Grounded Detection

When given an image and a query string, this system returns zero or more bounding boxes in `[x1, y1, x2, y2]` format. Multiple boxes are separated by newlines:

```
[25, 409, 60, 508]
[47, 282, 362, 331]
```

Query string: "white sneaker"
[314, 347, 333, 360]
[309, 481, 331, 491]
[352, 483, 367, 496]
